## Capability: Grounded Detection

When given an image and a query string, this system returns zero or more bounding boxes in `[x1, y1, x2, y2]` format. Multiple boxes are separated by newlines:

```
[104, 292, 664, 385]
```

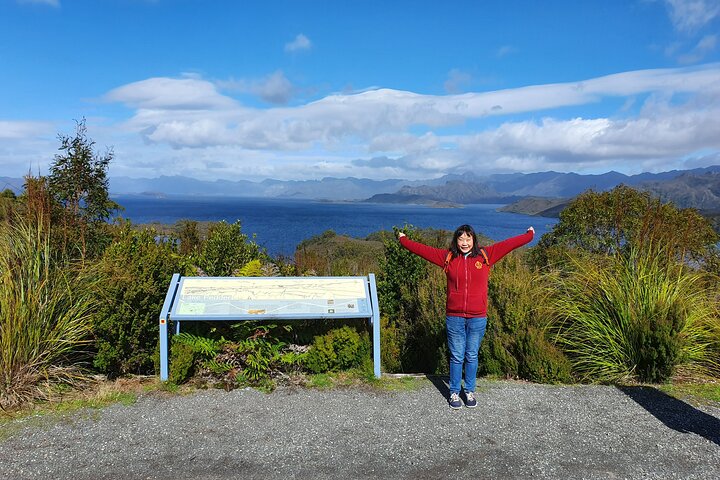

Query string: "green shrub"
[195, 220, 261, 276]
[379, 315, 403, 373]
[305, 326, 369, 373]
[378, 226, 457, 373]
[305, 334, 336, 373]
[633, 308, 684, 383]
[167, 324, 301, 390]
[480, 250, 571, 383]
[174, 219, 201, 255]
[168, 342, 196, 385]
[516, 328, 573, 384]
[167, 332, 226, 384]
[0, 189, 18, 222]
[480, 331, 519, 378]
[236, 258, 263, 276]
[378, 226, 438, 321]
[92, 224, 191, 376]
[402, 266, 450, 374]
[234, 335, 286, 384]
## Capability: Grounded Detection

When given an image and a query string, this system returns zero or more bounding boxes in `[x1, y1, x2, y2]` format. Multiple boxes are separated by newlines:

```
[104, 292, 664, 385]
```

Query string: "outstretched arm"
[485, 227, 534, 265]
[397, 232, 447, 268]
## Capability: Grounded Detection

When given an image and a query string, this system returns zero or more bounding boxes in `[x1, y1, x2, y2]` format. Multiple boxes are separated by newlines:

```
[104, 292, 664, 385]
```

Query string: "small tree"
[532, 185, 719, 269]
[175, 219, 201, 255]
[196, 220, 261, 276]
[48, 118, 119, 258]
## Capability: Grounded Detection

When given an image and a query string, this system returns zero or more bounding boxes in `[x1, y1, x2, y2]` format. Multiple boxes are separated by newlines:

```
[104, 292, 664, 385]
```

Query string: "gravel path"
[1, 378, 719, 480]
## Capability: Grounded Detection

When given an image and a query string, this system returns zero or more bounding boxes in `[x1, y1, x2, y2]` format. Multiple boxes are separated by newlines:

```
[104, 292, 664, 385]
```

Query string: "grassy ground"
[657, 380, 720, 407]
[0, 371, 426, 425]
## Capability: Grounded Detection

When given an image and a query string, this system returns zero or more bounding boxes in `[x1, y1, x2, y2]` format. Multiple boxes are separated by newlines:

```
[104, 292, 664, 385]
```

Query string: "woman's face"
[456, 232, 474, 254]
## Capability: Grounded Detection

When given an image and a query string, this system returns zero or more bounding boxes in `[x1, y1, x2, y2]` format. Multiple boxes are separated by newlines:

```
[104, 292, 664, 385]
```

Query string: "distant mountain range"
[359, 167, 720, 218]
[2, 165, 719, 215]
[498, 170, 720, 218]
[106, 164, 720, 203]
[640, 171, 720, 211]
[108, 176, 415, 201]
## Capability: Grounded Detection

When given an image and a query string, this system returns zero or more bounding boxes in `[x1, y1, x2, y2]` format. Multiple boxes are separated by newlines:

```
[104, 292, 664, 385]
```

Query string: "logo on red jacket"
[475, 261, 484, 269]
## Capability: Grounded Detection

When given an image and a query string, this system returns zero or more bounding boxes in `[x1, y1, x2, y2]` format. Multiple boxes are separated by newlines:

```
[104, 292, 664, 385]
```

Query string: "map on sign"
[170, 277, 370, 318]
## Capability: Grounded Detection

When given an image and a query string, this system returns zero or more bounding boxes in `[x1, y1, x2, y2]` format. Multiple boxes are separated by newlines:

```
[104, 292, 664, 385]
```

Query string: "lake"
[113, 195, 558, 257]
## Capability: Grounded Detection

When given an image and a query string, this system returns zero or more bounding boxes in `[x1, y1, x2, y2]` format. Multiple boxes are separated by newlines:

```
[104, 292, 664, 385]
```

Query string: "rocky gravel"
[1, 378, 719, 479]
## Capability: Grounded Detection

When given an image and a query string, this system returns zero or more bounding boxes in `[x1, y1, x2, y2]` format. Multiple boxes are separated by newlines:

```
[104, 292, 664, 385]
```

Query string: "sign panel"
[160, 274, 382, 380]
[169, 276, 370, 319]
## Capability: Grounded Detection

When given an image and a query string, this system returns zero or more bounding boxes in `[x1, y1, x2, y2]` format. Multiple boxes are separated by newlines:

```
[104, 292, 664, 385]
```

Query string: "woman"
[398, 224, 534, 409]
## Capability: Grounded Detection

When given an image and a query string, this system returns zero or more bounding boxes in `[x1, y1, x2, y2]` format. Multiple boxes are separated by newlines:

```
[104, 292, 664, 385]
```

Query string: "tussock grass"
[548, 247, 720, 383]
[0, 218, 100, 410]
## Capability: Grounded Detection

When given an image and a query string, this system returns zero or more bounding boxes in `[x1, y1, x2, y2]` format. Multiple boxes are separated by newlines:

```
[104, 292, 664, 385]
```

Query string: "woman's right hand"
[398, 231, 406, 239]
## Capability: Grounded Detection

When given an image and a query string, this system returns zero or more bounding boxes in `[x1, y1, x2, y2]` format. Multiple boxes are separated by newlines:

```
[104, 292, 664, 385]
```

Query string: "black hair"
[448, 224, 481, 258]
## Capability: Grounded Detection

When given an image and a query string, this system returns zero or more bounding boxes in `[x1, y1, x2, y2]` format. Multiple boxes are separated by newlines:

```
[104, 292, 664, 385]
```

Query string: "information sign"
[170, 277, 370, 319]
[159, 275, 381, 380]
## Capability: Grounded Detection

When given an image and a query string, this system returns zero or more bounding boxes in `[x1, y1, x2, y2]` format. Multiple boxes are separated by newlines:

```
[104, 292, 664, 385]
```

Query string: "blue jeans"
[446, 316, 487, 394]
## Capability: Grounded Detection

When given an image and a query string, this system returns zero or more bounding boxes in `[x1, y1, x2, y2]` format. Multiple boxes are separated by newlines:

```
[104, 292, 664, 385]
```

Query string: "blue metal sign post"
[159, 274, 382, 381]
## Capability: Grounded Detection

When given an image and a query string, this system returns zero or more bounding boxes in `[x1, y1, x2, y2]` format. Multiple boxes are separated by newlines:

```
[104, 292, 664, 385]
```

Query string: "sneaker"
[465, 391, 477, 408]
[448, 392, 462, 410]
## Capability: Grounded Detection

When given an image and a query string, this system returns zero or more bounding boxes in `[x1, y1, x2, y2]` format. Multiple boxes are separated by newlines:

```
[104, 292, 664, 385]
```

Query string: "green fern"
[173, 332, 225, 358]
[202, 359, 234, 375]
[235, 259, 263, 277]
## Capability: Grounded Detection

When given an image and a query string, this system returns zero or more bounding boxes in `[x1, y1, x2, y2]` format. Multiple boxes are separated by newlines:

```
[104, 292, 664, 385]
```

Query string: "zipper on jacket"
[463, 255, 469, 313]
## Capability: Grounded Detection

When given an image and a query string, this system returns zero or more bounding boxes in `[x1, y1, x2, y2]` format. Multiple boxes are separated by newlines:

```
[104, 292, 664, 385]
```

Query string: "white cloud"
[63, 63, 720, 180]
[455, 92, 720, 173]
[254, 71, 294, 104]
[444, 69, 472, 94]
[0, 121, 55, 139]
[285, 33, 312, 53]
[369, 132, 439, 155]
[462, 108, 717, 161]
[665, 0, 720, 33]
[697, 32, 719, 49]
[0, 121, 59, 179]
[105, 76, 238, 110]
[218, 71, 295, 104]
[678, 33, 718, 62]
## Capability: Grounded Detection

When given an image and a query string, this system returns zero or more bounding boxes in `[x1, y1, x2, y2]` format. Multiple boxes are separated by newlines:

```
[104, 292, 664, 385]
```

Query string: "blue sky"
[1, 0, 719, 182]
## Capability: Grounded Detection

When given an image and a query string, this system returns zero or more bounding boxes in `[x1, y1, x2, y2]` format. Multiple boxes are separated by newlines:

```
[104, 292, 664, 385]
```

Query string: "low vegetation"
[548, 246, 719, 383]
[482, 250, 572, 384]
[1, 124, 719, 414]
[0, 216, 99, 409]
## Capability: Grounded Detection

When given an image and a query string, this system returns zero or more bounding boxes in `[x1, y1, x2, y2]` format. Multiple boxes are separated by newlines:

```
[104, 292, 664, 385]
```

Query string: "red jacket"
[399, 231, 533, 318]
